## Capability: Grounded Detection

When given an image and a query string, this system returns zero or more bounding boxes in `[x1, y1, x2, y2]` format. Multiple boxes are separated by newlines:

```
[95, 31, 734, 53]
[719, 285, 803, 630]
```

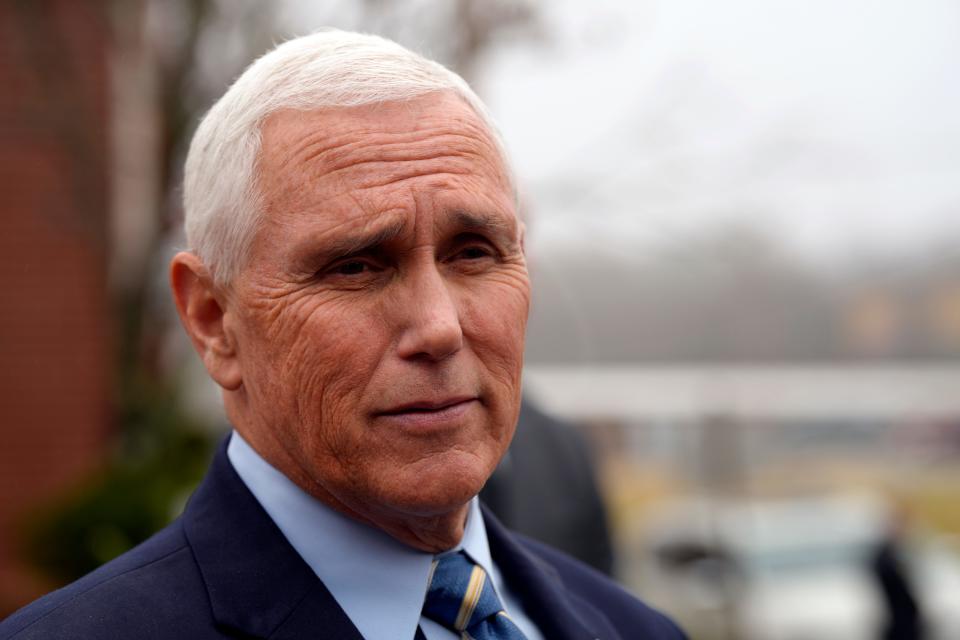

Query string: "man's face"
[225, 93, 529, 525]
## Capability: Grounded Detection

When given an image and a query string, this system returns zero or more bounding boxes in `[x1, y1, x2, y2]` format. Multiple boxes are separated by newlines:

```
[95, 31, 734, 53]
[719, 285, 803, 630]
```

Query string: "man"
[1, 30, 685, 639]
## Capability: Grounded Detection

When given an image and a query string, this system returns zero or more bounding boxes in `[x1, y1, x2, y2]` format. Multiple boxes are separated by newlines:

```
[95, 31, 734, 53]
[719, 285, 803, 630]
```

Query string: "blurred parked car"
[635, 495, 960, 640]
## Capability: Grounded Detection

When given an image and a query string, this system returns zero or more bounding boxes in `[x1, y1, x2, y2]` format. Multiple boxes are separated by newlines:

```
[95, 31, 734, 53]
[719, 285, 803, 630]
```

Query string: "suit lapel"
[483, 504, 619, 640]
[267, 581, 366, 640]
[182, 439, 363, 639]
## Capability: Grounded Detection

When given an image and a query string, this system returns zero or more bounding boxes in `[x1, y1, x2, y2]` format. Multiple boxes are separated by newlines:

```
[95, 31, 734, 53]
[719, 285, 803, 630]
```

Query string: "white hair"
[182, 29, 514, 287]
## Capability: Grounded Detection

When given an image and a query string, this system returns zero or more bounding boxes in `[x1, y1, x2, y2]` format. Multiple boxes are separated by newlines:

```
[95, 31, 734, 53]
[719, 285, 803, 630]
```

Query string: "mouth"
[378, 396, 477, 416]
[374, 396, 479, 430]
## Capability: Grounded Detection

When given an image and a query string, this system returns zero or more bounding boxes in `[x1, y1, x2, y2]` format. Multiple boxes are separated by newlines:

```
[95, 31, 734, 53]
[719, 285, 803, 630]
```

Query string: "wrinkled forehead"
[255, 92, 513, 203]
[242, 92, 521, 268]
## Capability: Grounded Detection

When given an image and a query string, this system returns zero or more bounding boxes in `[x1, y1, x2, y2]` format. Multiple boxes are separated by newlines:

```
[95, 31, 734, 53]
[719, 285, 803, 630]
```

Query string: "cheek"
[461, 279, 530, 393]
[290, 306, 384, 421]
[241, 292, 387, 441]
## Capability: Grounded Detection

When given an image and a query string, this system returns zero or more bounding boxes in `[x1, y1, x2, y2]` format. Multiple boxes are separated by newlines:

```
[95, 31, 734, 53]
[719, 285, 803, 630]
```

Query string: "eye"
[444, 239, 500, 273]
[455, 246, 493, 260]
[317, 257, 385, 282]
[335, 260, 368, 275]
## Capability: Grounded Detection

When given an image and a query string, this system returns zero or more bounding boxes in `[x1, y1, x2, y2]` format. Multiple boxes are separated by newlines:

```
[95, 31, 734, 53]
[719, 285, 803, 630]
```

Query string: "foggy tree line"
[525, 225, 960, 363]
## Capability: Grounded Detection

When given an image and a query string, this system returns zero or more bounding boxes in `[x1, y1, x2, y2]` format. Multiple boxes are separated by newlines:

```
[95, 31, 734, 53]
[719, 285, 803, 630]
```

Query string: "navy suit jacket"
[1, 441, 685, 639]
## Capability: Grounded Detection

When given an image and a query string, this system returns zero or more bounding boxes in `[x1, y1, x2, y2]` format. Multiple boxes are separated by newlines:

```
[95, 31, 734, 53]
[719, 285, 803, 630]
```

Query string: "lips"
[374, 396, 479, 430]
[378, 396, 476, 415]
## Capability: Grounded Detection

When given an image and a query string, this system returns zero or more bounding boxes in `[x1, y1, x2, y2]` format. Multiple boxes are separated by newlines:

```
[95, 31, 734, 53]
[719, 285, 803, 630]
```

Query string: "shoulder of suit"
[0, 519, 213, 640]
[515, 533, 688, 639]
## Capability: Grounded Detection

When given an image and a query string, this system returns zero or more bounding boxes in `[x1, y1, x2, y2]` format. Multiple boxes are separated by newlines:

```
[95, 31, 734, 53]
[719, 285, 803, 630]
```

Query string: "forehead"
[256, 92, 512, 218]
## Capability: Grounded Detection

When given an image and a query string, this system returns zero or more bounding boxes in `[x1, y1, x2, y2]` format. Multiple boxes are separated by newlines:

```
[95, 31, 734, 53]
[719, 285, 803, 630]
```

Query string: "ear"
[169, 252, 242, 390]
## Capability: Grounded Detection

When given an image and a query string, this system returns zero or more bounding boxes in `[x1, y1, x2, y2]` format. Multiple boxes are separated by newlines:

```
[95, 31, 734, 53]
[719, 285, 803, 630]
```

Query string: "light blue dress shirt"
[227, 432, 544, 640]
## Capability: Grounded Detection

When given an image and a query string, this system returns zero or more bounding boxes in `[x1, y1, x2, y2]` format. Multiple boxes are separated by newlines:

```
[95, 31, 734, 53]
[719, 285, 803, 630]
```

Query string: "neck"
[345, 503, 471, 553]
[233, 421, 471, 553]
[294, 477, 471, 552]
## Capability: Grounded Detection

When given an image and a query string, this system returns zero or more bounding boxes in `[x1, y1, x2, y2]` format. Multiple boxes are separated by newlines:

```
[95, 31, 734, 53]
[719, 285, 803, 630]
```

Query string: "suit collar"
[183, 438, 614, 640]
[182, 437, 363, 639]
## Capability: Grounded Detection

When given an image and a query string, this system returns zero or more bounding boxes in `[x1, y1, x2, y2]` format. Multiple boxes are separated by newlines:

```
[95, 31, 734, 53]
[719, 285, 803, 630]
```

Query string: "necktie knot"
[422, 552, 527, 639]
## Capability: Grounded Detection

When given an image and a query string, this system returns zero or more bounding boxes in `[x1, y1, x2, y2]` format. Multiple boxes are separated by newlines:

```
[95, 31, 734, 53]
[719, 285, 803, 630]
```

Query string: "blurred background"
[2, 0, 959, 637]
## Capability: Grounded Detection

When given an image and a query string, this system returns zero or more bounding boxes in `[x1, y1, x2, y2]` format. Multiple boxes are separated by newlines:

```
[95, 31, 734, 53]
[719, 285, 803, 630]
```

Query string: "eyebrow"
[319, 220, 407, 261]
[450, 210, 517, 241]
[301, 209, 518, 268]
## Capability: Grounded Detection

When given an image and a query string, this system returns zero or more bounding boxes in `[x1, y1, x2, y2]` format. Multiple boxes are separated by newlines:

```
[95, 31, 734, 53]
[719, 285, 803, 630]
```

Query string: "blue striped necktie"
[422, 551, 528, 640]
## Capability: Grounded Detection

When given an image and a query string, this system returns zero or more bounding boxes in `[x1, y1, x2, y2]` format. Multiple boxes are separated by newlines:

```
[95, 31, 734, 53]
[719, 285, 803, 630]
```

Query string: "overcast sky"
[479, 0, 960, 265]
[278, 0, 960, 266]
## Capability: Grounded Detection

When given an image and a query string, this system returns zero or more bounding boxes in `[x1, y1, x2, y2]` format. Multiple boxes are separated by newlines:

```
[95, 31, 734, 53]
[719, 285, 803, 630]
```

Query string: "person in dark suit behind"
[482, 397, 615, 575]
[1, 30, 685, 640]
[870, 507, 925, 640]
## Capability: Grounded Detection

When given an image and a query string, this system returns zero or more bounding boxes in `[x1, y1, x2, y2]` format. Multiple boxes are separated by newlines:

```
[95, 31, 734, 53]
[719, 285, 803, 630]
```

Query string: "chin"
[381, 455, 492, 517]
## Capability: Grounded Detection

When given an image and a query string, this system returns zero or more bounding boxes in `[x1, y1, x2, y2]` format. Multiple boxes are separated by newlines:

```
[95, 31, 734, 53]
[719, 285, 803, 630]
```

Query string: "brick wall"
[0, 0, 111, 612]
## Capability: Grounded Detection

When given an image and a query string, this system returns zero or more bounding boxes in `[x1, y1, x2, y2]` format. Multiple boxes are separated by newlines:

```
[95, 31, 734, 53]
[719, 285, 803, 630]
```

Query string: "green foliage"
[20, 365, 216, 585]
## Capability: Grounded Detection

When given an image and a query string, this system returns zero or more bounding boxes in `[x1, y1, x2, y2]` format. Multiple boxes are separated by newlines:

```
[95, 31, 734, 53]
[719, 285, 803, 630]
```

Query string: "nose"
[395, 264, 464, 362]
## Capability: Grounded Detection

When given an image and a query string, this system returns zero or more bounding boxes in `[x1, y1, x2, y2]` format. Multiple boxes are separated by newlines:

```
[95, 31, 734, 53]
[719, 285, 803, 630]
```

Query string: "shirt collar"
[227, 431, 496, 640]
